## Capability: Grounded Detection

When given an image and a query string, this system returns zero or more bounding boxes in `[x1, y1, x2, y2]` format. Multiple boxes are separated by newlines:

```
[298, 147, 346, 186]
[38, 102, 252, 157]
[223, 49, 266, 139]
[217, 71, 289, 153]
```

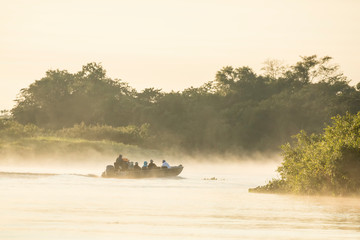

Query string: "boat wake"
[0, 171, 98, 178]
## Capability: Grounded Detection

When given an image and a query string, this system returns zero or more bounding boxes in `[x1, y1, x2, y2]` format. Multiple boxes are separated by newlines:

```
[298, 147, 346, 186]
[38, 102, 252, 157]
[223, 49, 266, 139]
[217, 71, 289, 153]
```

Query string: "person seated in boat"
[142, 161, 148, 170]
[134, 162, 141, 171]
[129, 161, 134, 170]
[148, 159, 157, 170]
[121, 158, 129, 171]
[161, 160, 170, 168]
[114, 154, 123, 171]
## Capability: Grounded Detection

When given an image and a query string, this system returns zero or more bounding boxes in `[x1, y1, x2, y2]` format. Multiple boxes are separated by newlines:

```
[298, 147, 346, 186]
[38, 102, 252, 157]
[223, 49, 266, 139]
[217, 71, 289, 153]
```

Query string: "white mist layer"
[1, 157, 359, 240]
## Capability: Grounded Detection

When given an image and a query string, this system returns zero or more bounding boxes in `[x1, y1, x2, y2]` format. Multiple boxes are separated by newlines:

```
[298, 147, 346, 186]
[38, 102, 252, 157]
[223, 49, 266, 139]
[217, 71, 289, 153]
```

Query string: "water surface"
[1, 162, 359, 240]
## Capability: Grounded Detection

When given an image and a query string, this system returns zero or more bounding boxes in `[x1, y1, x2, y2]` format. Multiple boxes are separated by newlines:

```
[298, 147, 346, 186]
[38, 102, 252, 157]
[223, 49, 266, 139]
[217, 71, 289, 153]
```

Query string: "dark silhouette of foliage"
[10, 56, 360, 153]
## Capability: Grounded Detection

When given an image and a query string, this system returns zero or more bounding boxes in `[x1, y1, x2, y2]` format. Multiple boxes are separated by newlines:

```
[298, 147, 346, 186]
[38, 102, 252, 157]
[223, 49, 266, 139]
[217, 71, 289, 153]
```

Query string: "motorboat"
[101, 165, 183, 179]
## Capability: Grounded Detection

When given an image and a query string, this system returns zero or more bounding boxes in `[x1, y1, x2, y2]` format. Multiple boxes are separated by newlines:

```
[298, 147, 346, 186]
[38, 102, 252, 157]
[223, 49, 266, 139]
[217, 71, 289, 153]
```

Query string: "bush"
[55, 122, 150, 145]
[0, 119, 150, 150]
[0, 119, 42, 139]
[251, 112, 360, 195]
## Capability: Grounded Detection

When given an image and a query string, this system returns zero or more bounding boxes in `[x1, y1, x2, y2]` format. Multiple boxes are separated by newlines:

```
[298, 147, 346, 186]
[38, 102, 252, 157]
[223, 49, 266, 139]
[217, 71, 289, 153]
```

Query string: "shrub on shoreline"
[250, 112, 360, 195]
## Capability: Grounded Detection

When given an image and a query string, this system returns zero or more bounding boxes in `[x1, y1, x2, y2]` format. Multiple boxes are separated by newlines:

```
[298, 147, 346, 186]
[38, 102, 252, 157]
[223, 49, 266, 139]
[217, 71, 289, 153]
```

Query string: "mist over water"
[1, 158, 360, 240]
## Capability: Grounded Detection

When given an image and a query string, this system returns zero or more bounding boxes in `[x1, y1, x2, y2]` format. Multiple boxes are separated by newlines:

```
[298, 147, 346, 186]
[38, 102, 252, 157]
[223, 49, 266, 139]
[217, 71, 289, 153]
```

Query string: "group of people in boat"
[114, 154, 171, 172]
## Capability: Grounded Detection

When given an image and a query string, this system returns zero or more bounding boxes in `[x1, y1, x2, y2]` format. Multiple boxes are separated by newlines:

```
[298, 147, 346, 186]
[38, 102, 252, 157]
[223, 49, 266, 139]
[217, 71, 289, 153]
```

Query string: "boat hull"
[102, 165, 184, 179]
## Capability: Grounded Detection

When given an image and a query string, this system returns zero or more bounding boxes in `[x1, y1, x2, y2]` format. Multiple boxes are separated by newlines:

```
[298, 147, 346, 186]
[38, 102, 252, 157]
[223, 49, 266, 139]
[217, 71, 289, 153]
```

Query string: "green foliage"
[56, 122, 150, 145]
[0, 136, 157, 160]
[249, 178, 286, 193]
[251, 113, 360, 195]
[0, 120, 154, 159]
[0, 119, 149, 143]
[10, 56, 360, 153]
[0, 119, 42, 139]
[11, 63, 136, 128]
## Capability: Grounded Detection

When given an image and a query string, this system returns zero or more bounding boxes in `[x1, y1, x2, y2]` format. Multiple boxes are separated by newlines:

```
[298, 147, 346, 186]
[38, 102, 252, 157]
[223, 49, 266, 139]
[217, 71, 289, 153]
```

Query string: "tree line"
[8, 55, 360, 153]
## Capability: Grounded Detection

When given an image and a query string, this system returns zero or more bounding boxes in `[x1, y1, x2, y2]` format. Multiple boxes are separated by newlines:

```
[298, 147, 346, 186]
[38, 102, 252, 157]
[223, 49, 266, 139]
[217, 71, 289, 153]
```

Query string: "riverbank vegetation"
[249, 113, 360, 195]
[2, 55, 360, 156]
[0, 119, 156, 160]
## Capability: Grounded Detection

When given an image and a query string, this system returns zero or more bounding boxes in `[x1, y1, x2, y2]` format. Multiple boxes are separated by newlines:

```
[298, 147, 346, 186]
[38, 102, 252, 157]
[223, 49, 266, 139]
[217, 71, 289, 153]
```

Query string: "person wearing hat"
[142, 161, 148, 170]
[161, 160, 170, 169]
[148, 159, 157, 170]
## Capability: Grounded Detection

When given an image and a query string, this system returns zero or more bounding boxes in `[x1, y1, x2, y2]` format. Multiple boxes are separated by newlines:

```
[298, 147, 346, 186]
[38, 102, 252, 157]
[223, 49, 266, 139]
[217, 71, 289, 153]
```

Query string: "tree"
[251, 113, 360, 195]
[10, 56, 360, 153]
[12, 63, 136, 128]
[261, 59, 287, 80]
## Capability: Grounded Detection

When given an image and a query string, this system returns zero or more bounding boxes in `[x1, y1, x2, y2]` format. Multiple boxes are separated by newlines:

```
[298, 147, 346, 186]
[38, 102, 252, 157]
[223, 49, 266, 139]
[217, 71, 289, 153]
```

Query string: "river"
[1, 161, 359, 240]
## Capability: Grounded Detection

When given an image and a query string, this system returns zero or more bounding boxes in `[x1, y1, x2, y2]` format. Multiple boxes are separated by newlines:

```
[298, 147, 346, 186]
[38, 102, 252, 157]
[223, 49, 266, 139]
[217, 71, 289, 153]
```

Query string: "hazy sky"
[1, 0, 360, 110]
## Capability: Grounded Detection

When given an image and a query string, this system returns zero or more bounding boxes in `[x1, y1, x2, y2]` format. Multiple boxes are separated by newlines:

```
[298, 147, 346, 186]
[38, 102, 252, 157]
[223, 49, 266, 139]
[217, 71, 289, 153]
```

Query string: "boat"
[101, 165, 184, 179]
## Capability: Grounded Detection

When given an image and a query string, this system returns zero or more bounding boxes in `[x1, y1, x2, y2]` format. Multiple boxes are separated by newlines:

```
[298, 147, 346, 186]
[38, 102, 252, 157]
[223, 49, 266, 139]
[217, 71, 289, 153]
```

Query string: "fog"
[1, 153, 360, 240]
[0, 151, 281, 179]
